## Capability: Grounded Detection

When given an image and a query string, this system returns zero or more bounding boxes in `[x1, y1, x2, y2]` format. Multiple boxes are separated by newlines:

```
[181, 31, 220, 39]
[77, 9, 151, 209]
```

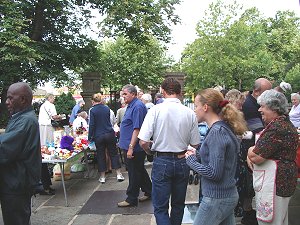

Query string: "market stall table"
[42, 150, 88, 207]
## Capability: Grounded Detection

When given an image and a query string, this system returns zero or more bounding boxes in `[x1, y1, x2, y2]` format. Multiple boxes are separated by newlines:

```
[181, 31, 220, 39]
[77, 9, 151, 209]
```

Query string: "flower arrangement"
[75, 126, 86, 135]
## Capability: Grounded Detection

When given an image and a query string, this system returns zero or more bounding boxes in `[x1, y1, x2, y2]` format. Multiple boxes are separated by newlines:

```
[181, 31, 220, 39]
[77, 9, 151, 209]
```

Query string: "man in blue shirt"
[69, 99, 85, 125]
[118, 84, 152, 207]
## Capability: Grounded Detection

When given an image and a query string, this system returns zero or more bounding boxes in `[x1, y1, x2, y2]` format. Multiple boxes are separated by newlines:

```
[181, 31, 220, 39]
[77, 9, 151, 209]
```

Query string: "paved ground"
[0, 162, 299, 225]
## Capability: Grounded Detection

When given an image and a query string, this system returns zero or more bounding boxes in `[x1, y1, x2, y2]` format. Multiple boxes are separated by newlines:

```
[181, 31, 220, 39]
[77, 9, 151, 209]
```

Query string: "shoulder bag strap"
[44, 105, 53, 120]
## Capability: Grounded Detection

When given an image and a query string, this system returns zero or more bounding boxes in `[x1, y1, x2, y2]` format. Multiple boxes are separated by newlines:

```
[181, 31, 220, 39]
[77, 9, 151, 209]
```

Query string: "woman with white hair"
[274, 81, 292, 94]
[141, 93, 154, 111]
[289, 92, 300, 128]
[72, 111, 88, 135]
[247, 89, 298, 225]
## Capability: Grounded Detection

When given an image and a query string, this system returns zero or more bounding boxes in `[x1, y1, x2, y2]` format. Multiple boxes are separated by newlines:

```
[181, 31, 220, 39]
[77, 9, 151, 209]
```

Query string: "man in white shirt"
[38, 94, 61, 145]
[138, 78, 200, 225]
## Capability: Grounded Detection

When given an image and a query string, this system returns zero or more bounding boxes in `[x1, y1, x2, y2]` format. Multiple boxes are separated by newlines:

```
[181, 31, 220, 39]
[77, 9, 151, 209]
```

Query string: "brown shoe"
[138, 195, 151, 202]
[117, 200, 137, 207]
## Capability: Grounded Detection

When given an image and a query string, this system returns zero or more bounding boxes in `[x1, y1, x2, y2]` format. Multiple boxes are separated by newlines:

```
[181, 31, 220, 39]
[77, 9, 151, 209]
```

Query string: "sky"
[167, 0, 300, 61]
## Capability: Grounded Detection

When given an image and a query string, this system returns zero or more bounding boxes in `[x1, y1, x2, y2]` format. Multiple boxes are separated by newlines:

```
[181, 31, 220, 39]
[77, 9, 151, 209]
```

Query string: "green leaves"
[92, 0, 180, 43]
[0, 0, 180, 90]
[181, 1, 300, 92]
[55, 92, 76, 115]
[95, 36, 169, 91]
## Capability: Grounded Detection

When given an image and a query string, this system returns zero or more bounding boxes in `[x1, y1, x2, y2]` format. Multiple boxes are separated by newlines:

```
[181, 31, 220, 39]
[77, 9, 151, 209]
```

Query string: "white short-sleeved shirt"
[138, 98, 200, 152]
[289, 104, 300, 127]
[110, 109, 116, 127]
[38, 101, 57, 125]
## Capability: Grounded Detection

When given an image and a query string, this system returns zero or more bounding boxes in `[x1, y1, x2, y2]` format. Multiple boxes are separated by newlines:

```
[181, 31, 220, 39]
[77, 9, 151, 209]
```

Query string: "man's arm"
[139, 140, 152, 155]
[127, 128, 140, 159]
[190, 144, 199, 150]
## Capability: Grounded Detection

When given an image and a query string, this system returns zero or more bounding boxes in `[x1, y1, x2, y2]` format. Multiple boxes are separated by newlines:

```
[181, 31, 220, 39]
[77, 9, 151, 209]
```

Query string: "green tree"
[92, 0, 180, 43]
[0, 0, 180, 91]
[285, 63, 300, 92]
[0, 0, 180, 126]
[54, 92, 76, 126]
[95, 36, 171, 91]
[262, 11, 300, 85]
[55, 93, 76, 116]
[181, 0, 300, 93]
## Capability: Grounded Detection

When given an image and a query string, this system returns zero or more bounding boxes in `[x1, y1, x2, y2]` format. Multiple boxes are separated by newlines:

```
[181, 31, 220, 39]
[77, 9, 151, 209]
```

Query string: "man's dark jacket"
[0, 107, 41, 194]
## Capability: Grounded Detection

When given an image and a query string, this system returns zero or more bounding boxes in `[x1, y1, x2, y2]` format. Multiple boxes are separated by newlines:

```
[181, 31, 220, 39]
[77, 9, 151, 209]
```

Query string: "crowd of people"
[0, 77, 299, 225]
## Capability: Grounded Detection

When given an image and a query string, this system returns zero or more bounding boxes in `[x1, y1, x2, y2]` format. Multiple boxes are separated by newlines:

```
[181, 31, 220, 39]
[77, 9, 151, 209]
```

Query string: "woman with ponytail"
[186, 88, 247, 225]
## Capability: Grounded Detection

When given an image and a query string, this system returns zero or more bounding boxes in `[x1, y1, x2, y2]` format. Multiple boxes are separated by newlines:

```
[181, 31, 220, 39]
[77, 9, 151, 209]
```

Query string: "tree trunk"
[31, 0, 45, 41]
[239, 78, 242, 91]
[0, 87, 9, 128]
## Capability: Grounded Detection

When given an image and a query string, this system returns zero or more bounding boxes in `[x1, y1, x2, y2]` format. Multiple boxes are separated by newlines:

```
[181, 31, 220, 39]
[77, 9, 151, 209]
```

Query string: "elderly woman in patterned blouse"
[247, 89, 298, 225]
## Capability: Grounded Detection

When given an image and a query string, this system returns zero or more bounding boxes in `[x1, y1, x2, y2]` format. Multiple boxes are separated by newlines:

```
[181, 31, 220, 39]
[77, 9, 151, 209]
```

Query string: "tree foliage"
[0, 0, 180, 126]
[1, 0, 179, 91]
[181, 0, 300, 93]
[55, 92, 76, 116]
[93, 36, 170, 91]
[264, 11, 300, 91]
[89, 0, 180, 43]
[1, 0, 98, 94]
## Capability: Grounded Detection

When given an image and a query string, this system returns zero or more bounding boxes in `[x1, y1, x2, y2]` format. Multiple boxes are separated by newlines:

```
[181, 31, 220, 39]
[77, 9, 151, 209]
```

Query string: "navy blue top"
[69, 103, 81, 123]
[88, 104, 113, 141]
[119, 98, 147, 152]
[242, 92, 264, 133]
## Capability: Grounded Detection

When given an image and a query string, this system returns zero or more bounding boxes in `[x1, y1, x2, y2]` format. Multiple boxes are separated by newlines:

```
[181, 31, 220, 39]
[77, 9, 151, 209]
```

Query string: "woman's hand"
[247, 145, 266, 165]
[247, 156, 254, 171]
[247, 146, 255, 170]
[185, 149, 195, 159]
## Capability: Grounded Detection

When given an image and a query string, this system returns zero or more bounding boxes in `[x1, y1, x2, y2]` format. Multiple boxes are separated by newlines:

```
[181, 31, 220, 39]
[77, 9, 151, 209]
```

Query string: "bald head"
[253, 78, 272, 98]
[6, 82, 33, 115]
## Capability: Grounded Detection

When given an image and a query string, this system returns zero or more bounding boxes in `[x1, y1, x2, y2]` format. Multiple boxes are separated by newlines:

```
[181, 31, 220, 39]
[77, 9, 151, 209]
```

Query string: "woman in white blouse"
[72, 111, 88, 135]
[289, 93, 300, 128]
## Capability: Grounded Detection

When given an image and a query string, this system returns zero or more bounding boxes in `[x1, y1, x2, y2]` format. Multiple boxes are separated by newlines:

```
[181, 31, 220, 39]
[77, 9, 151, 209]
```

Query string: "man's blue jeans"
[193, 192, 239, 225]
[151, 155, 190, 225]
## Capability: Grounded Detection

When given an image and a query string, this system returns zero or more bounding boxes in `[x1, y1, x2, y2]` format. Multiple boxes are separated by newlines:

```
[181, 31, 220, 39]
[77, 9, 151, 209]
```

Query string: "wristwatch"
[129, 144, 134, 149]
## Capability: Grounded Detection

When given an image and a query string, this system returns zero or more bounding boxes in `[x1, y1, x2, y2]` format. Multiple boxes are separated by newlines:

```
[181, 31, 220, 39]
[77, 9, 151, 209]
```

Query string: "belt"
[154, 150, 187, 158]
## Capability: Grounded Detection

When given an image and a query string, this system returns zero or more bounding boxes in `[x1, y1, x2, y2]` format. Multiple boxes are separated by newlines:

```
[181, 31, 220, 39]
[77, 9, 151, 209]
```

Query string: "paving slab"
[0, 164, 298, 225]
[31, 206, 80, 225]
[110, 214, 153, 225]
[71, 214, 112, 225]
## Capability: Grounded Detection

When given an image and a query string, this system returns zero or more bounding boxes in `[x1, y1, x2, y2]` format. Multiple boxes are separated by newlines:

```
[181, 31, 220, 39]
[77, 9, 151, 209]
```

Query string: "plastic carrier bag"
[71, 163, 86, 173]
[53, 163, 71, 181]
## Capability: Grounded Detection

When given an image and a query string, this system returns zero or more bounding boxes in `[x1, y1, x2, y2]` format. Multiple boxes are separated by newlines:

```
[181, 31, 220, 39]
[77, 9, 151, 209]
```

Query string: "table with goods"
[41, 126, 94, 206]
